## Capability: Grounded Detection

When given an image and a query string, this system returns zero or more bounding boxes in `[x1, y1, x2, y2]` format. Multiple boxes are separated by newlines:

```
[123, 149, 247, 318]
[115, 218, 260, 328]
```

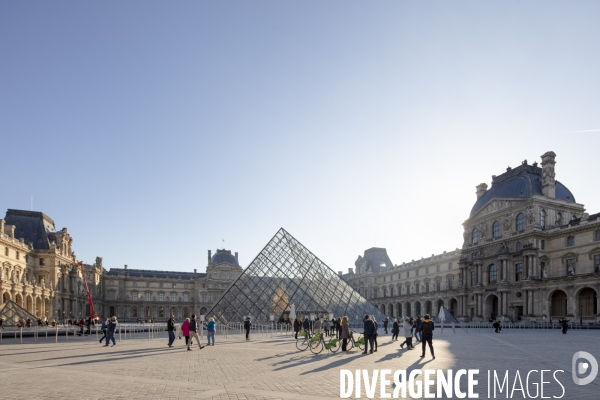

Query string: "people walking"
[206, 317, 216, 345]
[167, 315, 176, 347]
[414, 315, 422, 343]
[383, 317, 389, 334]
[399, 317, 414, 350]
[187, 315, 204, 350]
[181, 318, 191, 347]
[244, 317, 252, 341]
[560, 318, 570, 334]
[293, 318, 301, 339]
[420, 314, 435, 359]
[104, 316, 118, 347]
[99, 318, 108, 343]
[493, 320, 501, 333]
[337, 318, 343, 339]
[363, 314, 376, 354]
[391, 318, 399, 341]
[323, 318, 330, 337]
[313, 317, 322, 336]
[341, 316, 350, 352]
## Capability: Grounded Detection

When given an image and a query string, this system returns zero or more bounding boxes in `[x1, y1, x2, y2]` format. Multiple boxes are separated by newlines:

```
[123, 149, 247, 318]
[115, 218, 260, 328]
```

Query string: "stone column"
[529, 290, 534, 316]
[503, 291, 508, 316]
[478, 264, 483, 285]
[523, 291, 528, 315]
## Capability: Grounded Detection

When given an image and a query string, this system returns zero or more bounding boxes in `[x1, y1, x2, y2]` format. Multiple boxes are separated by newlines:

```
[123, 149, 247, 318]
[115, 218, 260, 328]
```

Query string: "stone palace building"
[343, 151, 600, 323]
[0, 208, 241, 322]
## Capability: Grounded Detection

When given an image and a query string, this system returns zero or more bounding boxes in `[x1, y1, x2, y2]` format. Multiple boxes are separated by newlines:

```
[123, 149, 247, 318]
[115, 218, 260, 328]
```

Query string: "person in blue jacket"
[206, 317, 216, 345]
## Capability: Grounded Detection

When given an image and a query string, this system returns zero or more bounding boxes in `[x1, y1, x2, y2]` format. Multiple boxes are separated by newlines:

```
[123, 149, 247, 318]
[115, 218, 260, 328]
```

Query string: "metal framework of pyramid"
[207, 228, 388, 324]
[0, 300, 38, 326]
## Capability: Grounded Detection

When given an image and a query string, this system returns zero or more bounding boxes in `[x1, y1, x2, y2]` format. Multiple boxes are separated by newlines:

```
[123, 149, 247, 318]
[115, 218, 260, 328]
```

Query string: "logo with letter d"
[572, 351, 598, 386]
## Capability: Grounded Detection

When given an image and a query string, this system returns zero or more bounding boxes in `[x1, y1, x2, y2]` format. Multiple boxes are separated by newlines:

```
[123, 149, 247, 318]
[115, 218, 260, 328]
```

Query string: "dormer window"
[472, 227, 479, 244]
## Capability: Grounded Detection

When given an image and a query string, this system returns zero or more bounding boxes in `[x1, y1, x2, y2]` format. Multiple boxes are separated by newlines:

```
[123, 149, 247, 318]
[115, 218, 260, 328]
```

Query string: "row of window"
[471, 211, 590, 244]
[380, 263, 453, 282]
[4, 247, 20, 260]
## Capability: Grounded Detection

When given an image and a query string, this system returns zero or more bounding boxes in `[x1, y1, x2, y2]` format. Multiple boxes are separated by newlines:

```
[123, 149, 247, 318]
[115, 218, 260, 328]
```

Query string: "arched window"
[472, 227, 479, 244]
[540, 209, 546, 228]
[516, 242, 522, 251]
[488, 264, 498, 284]
[567, 236, 575, 247]
[595, 230, 600, 241]
[516, 213, 525, 231]
[131, 307, 138, 318]
[492, 221, 500, 238]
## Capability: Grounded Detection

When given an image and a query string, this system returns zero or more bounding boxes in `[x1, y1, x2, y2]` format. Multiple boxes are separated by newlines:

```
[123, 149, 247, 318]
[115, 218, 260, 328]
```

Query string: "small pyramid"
[207, 228, 387, 323]
[433, 306, 459, 324]
[0, 300, 39, 326]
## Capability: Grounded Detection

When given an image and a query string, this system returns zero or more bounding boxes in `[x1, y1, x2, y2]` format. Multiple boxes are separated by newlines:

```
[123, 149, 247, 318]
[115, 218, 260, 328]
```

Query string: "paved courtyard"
[0, 327, 598, 399]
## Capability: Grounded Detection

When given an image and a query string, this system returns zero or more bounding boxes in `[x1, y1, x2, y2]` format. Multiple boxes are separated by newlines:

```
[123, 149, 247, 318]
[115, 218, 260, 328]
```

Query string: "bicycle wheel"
[310, 339, 324, 354]
[326, 337, 341, 353]
[356, 335, 365, 351]
[296, 338, 309, 351]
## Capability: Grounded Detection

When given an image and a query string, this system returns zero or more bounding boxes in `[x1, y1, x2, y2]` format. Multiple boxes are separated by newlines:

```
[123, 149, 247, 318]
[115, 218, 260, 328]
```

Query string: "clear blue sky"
[2, 2, 599, 273]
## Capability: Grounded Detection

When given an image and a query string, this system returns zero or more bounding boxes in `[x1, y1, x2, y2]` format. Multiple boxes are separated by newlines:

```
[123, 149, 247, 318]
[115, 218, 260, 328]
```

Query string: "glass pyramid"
[207, 228, 388, 324]
[0, 300, 38, 326]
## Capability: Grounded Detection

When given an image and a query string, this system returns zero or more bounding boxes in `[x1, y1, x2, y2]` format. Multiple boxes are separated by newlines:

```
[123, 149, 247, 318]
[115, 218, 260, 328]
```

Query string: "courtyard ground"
[0, 327, 598, 399]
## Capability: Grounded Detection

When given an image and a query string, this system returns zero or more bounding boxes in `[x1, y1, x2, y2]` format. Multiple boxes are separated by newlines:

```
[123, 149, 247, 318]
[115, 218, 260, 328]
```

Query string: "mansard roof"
[470, 162, 575, 217]
[4, 209, 56, 250]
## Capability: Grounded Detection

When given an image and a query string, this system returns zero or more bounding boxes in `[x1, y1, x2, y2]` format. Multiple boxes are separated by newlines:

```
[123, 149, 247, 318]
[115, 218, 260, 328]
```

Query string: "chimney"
[476, 183, 488, 199]
[208, 250, 212, 264]
[541, 151, 556, 198]
[0, 219, 4, 234]
[338, 271, 342, 276]
[348, 268, 354, 274]
[235, 252, 238, 260]
[124, 264, 128, 269]
[194, 268, 197, 274]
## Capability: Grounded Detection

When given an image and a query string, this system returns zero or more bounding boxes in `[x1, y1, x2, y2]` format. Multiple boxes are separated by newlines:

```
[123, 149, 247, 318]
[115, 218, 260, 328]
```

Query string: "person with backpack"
[187, 315, 204, 350]
[420, 314, 435, 359]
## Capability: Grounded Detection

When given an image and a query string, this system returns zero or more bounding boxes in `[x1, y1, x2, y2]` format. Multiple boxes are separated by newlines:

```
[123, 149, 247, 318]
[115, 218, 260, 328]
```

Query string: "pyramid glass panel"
[0, 300, 38, 326]
[207, 228, 388, 323]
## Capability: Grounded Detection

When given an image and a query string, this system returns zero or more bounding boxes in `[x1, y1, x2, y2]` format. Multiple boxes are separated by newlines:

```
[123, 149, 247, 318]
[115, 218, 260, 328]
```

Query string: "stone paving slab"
[0, 328, 598, 399]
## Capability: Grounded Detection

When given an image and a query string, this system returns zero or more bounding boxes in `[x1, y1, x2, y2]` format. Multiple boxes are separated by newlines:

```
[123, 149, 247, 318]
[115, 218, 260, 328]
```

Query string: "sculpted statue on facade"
[526, 207, 535, 224]
[566, 261, 575, 276]
[503, 214, 511, 231]
[542, 266, 548, 279]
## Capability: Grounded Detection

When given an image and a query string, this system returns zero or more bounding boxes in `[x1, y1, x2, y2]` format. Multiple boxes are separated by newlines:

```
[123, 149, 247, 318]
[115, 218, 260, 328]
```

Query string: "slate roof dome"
[470, 162, 575, 217]
[210, 249, 239, 266]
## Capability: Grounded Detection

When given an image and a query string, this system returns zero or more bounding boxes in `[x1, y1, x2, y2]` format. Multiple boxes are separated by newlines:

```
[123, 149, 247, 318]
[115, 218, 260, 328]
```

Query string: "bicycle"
[347, 330, 365, 351]
[310, 332, 342, 354]
[296, 330, 311, 351]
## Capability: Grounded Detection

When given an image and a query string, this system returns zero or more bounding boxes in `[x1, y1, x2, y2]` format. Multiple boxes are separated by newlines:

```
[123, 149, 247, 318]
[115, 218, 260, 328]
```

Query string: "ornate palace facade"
[0, 208, 241, 322]
[344, 152, 600, 323]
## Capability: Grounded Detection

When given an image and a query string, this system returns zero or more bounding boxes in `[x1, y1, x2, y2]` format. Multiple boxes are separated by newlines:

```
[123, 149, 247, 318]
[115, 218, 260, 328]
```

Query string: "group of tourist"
[292, 316, 350, 340]
[98, 316, 118, 347]
[392, 314, 435, 359]
[163, 314, 220, 350]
